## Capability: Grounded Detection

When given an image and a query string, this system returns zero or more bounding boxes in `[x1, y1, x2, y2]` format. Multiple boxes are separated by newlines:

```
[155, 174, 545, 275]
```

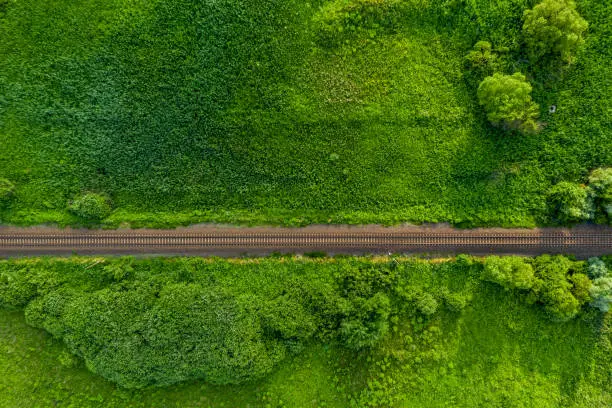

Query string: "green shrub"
[532, 255, 583, 321]
[587, 257, 608, 280]
[443, 292, 468, 312]
[477, 73, 540, 134]
[415, 292, 438, 316]
[339, 292, 391, 350]
[465, 41, 499, 75]
[570, 273, 592, 305]
[589, 277, 612, 312]
[68, 193, 112, 220]
[482, 256, 536, 290]
[588, 168, 612, 222]
[0, 178, 15, 206]
[547, 182, 593, 223]
[523, 0, 588, 64]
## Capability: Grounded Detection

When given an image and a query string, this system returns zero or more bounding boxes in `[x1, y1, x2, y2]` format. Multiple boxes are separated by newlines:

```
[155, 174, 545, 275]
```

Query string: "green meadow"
[0, 0, 610, 227]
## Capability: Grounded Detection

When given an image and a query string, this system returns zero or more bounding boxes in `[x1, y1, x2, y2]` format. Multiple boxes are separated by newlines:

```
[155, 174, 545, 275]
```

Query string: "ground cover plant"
[0, 0, 610, 227]
[1, 255, 611, 407]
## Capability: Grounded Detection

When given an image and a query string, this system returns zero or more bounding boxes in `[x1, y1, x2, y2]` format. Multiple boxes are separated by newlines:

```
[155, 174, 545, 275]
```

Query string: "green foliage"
[68, 193, 112, 220]
[314, 0, 402, 48]
[523, 0, 588, 64]
[477, 73, 540, 133]
[570, 273, 592, 304]
[0, 178, 15, 206]
[547, 181, 593, 223]
[480, 255, 598, 321]
[482, 256, 535, 290]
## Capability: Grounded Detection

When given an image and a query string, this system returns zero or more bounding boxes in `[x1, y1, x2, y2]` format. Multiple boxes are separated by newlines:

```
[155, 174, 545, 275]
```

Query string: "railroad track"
[0, 227, 610, 257]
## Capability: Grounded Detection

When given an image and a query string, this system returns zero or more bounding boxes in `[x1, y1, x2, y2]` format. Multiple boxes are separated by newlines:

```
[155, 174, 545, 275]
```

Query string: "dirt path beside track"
[0, 224, 610, 258]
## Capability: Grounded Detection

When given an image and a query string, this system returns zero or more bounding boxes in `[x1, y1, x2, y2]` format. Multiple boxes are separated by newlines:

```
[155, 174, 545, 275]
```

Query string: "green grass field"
[0, 0, 610, 227]
[1, 255, 610, 407]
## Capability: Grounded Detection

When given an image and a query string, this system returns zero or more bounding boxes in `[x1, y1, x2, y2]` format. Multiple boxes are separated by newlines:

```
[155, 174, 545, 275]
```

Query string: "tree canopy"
[477, 73, 540, 134]
[523, 0, 588, 64]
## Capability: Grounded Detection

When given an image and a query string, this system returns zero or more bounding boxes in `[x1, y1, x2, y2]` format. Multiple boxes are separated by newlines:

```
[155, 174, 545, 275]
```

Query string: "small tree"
[69, 193, 112, 220]
[477, 73, 540, 134]
[0, 178, 15, 206]
[547, 182, 593, 223]
[523, 0, 588, 64]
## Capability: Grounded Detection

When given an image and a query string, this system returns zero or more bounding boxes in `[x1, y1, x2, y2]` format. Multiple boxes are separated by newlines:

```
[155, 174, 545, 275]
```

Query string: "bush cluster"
[587, 258, 612, 312]
[547, 168, 612, 224]
[482, 255, 604, 321]
[68, 193, 112, 221]
[469, 0, 588, 135]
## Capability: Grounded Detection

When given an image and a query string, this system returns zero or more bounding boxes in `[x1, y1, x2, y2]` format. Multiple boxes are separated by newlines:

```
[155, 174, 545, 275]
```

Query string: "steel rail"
[0, 227, 610, 257]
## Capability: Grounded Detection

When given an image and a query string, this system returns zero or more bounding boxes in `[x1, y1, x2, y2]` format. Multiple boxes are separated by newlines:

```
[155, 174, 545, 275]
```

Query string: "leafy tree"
[69, 193, 112, 220]
[523, 0, 588, 64]
[482, 256, 536, 290]
[0, 178, 15, 206]
[477, 73, 540, 133]
[465, 41, 498, 75]
[547, 182, 593, 223]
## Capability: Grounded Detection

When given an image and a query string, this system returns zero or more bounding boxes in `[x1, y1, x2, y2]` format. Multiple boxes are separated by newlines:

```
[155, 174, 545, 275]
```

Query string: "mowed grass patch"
[0, 0, 610, 227]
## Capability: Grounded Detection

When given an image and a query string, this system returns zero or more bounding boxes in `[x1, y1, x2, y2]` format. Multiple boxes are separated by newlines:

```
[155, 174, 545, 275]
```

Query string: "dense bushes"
[523, 0, 588, 64]
[477, 73, 540, 134]
[465, 41, 501, 76]
[588, 168, 612, 222]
